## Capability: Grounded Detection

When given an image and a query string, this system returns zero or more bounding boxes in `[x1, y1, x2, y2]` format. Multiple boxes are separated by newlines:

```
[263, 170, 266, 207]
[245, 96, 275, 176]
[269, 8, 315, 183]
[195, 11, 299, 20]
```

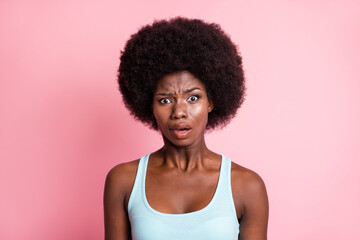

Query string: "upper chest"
[141, 161, 245, 217]
[146, 167, 219, 213]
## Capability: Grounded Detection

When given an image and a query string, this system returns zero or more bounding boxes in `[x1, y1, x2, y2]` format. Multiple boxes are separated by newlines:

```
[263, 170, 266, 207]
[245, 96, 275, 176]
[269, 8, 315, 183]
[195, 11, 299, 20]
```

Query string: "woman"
[104, 17, 269, 240]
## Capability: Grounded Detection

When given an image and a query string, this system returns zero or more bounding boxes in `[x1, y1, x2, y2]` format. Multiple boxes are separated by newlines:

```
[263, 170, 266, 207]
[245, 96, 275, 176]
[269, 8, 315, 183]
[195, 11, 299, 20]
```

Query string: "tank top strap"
[210, 154, 227, 200]
[128, 153, 151, 211]
[220, 154, 232, 194]
[214, 154, 238, 220]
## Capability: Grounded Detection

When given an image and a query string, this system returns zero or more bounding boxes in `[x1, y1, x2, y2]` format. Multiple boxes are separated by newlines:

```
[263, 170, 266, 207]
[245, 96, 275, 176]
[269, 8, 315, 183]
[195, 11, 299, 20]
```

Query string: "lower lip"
[170, 129, 191, 139]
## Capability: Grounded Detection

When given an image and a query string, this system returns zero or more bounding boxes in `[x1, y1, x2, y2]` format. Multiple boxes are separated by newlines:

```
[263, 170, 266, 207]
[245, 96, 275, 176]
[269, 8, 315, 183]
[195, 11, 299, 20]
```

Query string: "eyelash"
[158, 95, 200, 104]
[187, 95, 200, 102]
[159, 98, 171, 104]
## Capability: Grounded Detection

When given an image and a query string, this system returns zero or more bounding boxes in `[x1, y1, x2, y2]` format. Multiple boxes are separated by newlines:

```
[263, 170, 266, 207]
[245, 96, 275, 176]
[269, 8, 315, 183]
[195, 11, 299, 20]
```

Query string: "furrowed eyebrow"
[156, 93, 175, 96]
[155, 87, 201, 96]
[183, 87, 201, 93]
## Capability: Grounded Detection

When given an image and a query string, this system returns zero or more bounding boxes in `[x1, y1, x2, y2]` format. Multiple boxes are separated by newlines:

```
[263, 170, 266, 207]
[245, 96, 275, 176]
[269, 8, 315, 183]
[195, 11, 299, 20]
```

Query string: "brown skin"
[104, 71, 269, 240]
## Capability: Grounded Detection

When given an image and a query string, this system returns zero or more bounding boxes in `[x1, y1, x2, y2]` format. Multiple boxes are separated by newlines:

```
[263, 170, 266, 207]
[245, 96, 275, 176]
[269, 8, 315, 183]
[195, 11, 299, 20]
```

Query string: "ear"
[208, 99, 214, 113]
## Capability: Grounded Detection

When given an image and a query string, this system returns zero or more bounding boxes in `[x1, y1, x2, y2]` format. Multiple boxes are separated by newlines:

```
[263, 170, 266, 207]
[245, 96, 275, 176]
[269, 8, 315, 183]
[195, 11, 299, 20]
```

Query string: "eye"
[159, 98, 172, 104]
[187, 95, 200, 102]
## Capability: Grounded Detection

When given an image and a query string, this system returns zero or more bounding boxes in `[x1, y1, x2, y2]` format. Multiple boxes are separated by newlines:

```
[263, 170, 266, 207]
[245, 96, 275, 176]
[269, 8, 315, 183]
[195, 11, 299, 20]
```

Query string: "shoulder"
[106, 159, 140, 181]
[104, 159, 140, 202]
[231, 162, 267, 195]
[104, 159, 140, 239]
[230, 161, 268, 218]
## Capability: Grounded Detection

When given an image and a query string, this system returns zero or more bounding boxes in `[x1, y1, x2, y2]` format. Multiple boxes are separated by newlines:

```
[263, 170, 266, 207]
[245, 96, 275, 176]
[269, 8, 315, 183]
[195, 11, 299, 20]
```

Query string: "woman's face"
[152, 71, 213, 148]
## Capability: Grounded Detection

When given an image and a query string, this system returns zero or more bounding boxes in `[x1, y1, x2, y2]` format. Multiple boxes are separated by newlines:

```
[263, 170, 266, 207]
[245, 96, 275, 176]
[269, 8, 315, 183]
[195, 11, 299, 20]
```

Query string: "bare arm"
[239, 172, 269, 240]
[232, 166, 269, 240]
[104, 162, 138, 240]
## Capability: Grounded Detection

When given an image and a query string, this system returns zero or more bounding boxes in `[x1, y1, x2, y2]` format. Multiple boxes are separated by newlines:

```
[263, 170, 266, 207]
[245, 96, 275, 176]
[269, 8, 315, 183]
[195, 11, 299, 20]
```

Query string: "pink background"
[1, 0, 359, 239]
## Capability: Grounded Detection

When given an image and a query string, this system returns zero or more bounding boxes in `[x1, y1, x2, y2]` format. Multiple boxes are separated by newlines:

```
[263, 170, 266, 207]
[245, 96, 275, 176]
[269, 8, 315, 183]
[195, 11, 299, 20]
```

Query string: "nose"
[171, 101, 187, 119]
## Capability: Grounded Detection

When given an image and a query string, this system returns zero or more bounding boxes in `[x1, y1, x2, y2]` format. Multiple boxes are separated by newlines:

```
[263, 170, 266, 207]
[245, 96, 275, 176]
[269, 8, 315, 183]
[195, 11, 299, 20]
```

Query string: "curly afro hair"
[118, 17, 246, 130]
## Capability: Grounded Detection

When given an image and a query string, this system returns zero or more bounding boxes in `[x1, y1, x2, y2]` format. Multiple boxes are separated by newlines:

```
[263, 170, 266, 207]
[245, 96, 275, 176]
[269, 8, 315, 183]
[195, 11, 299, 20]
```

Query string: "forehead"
[155, 71, 205, 92]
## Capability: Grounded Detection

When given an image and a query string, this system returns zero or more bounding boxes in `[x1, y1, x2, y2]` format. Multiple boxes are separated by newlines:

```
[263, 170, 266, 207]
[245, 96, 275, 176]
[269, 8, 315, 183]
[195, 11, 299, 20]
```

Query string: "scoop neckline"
[142, 153, 224, 217]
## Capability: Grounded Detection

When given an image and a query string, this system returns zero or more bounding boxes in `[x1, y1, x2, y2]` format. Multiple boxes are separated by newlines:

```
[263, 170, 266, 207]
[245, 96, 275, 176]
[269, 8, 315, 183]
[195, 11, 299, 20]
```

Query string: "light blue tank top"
[128, 153, 240, 240]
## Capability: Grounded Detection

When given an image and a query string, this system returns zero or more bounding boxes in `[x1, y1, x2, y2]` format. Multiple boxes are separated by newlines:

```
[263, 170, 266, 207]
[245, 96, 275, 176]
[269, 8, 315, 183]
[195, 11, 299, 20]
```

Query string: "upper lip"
[169, 123, 192, 130]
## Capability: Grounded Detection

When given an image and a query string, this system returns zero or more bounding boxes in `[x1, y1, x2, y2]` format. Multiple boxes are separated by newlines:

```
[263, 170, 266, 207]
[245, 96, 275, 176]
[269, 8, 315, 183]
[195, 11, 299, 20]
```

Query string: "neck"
[159, 136, 212, 172]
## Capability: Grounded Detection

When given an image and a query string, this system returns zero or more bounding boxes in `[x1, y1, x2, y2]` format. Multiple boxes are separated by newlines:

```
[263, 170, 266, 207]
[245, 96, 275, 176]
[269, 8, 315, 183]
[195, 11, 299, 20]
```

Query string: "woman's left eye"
[187, 95, 199, 102]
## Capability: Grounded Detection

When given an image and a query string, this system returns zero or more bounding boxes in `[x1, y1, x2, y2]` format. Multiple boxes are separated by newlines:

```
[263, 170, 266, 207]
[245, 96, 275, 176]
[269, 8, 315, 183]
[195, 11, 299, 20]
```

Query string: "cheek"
[152, 107, 167, 128]
[189, 104, 209, 122]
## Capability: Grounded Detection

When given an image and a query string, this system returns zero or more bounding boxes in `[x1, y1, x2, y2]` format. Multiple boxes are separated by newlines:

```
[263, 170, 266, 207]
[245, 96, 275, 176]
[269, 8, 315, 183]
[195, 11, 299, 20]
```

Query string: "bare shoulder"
[104, 160, 140, 239]
[107, 159, 140, 180]
[231, 162, 267, 194]
[104, 159, 140, 200]
[231, 162, 268, 219]
[230, 162, 269, 238]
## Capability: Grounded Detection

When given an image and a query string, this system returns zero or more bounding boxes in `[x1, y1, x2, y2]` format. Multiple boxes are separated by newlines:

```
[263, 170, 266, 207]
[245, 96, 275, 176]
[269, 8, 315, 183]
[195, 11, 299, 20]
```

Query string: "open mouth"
[170, 128, 192, 138]
[174, 128, 190, 131]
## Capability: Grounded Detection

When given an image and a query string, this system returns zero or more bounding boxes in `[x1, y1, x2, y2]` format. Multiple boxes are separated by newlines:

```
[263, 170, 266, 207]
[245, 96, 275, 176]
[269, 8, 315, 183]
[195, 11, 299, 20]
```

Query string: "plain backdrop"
[1, 0, 359, 239]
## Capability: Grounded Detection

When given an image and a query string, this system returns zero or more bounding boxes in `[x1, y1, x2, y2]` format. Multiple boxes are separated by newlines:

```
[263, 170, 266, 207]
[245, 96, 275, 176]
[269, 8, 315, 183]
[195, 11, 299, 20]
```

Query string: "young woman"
[104, 17, 269, 240]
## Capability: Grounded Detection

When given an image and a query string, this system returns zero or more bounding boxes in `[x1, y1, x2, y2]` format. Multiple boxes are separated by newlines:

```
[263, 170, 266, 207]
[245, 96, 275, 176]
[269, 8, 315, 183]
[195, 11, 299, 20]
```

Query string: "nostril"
[171, 106, 187, 119]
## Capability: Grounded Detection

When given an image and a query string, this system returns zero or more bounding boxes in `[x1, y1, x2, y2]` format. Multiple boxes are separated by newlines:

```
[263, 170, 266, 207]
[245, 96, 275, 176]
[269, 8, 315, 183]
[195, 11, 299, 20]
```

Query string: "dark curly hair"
[118, 17, 245, 130]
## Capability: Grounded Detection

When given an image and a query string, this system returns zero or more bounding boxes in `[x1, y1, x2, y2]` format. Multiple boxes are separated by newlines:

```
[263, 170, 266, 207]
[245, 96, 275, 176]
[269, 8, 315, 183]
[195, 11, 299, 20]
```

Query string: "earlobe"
[208, 100, 214, 113]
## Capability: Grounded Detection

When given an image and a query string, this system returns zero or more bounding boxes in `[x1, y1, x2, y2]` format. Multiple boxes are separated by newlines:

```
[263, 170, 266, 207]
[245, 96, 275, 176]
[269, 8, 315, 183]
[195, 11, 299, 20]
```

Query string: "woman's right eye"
[159, 98, 171, 104]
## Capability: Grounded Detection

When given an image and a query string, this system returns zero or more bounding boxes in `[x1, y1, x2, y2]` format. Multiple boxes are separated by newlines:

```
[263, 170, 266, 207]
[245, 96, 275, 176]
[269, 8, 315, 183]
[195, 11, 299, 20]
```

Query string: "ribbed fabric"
[128, 153, 240, 240]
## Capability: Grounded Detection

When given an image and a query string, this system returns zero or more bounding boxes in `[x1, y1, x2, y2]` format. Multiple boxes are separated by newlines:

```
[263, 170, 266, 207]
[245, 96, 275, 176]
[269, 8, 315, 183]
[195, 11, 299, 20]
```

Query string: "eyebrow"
[156, 87, 201, 96]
